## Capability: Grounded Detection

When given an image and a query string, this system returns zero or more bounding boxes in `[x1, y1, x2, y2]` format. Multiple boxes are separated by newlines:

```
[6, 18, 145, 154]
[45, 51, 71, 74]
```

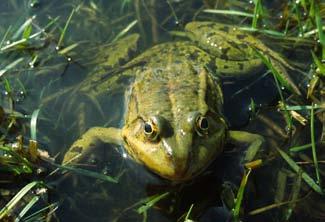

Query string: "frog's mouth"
[124, 133, 224, 182]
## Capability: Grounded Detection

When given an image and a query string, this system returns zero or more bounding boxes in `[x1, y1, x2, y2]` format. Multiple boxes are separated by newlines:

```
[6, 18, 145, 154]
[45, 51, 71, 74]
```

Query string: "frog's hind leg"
[227, 130, 265, 163]
[62, 127, 123, 164]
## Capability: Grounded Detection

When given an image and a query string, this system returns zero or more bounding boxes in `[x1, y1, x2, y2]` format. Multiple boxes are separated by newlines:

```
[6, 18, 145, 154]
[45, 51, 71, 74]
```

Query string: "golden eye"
[196, 116, 209, 136]
[144, 121, 159, 141]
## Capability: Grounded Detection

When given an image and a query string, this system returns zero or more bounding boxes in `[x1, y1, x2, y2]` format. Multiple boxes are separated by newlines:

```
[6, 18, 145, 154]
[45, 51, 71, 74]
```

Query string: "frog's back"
[125, 42, 223, 126]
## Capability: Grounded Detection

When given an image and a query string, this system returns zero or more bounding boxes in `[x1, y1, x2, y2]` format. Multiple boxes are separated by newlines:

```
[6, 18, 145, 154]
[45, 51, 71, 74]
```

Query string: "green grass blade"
[23, 202, 58, 222]
[58, 42, 79, 55]
[239, 27, 285, 37]
[314, 1, 325, 59]
[0, 58, 24, 77]
[112, 20, 138, 42]
[0, 25, 12, 48]
[280, 104, 324, 111]
[184, 204, 194, 221]
[57, 8, 75, 49]
[276, 147, 323, 195]
[50, 162, 118, 183]
[203, 9, 254, 17]
[311, 50, 325, 76]
[289, 143, 312, 152]
[310, 103, 321, 187]
[233, 169, 252, 222]
[252, 0, 262, 29]
[0, 181, 40, 219]
[22, 22, 32, 40]
[255, 50, 293, 130]
[30, 108, 41, 141]
[15, 195, 39, 221]
[136, 192, 169, 214]
[12, 16, 34, 40]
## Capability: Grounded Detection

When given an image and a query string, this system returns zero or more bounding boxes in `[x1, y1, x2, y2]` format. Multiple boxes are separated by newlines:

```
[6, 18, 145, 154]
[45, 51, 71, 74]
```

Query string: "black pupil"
[144, 123, 153, 133]
[200, 117, 208, 129]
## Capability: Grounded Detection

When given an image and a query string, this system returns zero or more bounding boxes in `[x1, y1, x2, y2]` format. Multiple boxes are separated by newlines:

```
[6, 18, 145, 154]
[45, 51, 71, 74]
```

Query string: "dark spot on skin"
[220, 54, 229, 60]
[219, 26, 230, 32]
[227, 41, 242, 50]
[237, 34, 248, 40]
[238, 63, 244, 70]
[154, 68, 163, 77]
[116, 75, 130, 85]
[221, 47, 230, 55]
[197, 22, 215, 30]
[189, 51, 199, 62]
[205, 32, 216, 38]
[239, 43, 248, 49]
[71, 146, 83, 153]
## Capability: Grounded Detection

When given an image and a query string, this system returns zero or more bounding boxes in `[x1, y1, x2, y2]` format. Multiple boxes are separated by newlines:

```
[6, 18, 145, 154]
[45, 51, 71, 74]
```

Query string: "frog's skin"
[60, 21, 298, 181]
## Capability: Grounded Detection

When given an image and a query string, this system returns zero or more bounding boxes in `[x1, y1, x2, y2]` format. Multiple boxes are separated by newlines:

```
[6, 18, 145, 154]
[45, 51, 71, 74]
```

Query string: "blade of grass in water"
[166, 0, 180, 25]
[203, 9, 254, 17]
[22, 22, 33, 40]
[276, 147, 323, 194]
[289, 143, 312, 152]
[57, 8, 75, 49]
[280, 104, 324, 111]
[112, 20, 138, 42]
[184, 204, 194, 222]
[0, 25, 12, 48]
[50, 162, 118, 183]
[252, 0, 262, 29]
[254, 50, 293, 130]
[311, 51, 325, 76]
[30, 108, 41, 141]
[239, 26, 286, 37]
[136, 192, 169, 214]
[0, 58, 24, 77]
[310, 103, 321, 187]
[314, 1, 325, 59]
[249, 199, 300, 216]
[23, 202, 58, 222]
[58, 42, 79, 55]
[15, 195, 39, 222]
[0, 181, 41, 219]
[233, 169, 252, 222]
[12, 16, 35, 40]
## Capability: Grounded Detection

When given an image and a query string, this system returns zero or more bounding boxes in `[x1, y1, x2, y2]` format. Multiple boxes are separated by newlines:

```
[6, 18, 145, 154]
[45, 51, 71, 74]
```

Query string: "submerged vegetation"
[0, 0, 324, 221]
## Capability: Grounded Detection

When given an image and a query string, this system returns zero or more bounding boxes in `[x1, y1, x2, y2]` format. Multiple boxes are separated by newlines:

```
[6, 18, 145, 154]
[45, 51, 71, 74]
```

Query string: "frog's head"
[122, 111, 226, 181]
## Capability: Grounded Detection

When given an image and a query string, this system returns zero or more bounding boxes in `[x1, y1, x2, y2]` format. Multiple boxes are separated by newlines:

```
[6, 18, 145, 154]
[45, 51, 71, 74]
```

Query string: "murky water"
[0, 0, 324, 222]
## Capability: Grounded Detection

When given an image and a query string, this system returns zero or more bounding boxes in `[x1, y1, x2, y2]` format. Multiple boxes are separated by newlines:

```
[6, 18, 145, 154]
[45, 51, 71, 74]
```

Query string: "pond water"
[0, 0, 324, 222]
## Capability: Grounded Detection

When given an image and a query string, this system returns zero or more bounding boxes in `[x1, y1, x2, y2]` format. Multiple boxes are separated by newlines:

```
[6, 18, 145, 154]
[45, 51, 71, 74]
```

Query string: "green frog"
[62, 21, 297, 181]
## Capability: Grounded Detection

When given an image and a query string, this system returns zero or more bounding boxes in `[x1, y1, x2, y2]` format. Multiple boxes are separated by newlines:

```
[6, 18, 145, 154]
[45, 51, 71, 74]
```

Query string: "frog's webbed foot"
[62, 127, 122, 164]
[227, 130, 265, 163]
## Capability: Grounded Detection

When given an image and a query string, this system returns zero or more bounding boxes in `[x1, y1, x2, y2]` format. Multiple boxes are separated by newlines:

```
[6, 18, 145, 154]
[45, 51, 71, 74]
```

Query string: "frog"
[61, 21, 298, 181]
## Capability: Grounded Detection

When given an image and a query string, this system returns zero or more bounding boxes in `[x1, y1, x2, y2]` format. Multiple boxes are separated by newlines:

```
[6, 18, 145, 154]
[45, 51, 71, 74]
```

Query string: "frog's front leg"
[62, 127, 123, 164]
[227, 130, 265, 162]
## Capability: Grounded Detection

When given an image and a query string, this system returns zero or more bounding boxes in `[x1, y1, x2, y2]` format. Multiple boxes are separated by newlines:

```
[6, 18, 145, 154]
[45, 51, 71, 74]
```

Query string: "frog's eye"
[196, 116, 209, 136]
[144, 121, 159, 141]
